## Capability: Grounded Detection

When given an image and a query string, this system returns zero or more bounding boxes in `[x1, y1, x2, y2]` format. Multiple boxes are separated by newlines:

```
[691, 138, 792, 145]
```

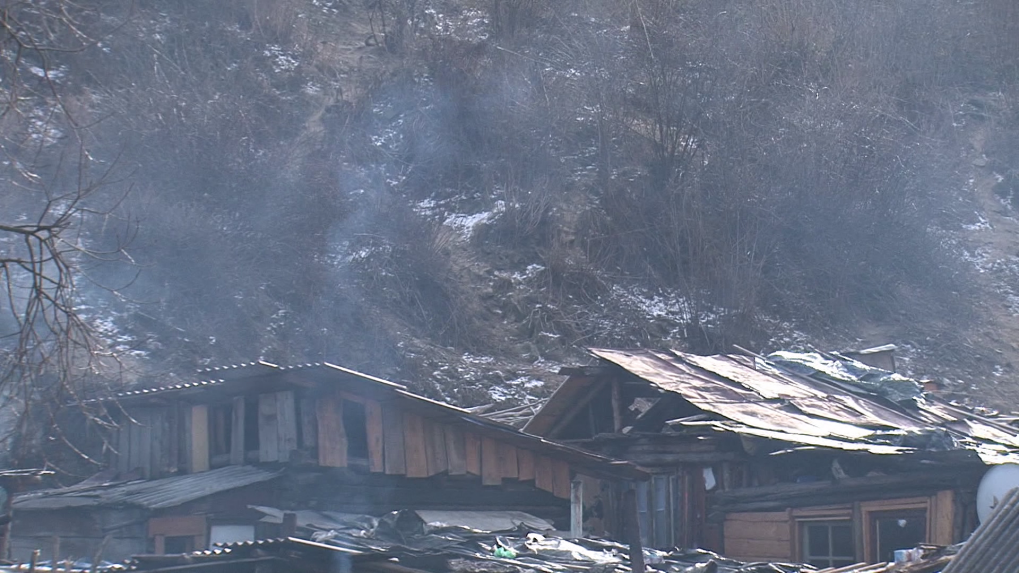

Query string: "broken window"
[870, 511, 926, 563]
[800, 521, 855, 568]
[208, 402, 233, 459]
[343, 399, 369, 460]
[635, 473, 684, 549]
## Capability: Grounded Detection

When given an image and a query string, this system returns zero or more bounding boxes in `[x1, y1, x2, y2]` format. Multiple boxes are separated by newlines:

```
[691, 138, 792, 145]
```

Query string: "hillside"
[4, 0, 1019, 433]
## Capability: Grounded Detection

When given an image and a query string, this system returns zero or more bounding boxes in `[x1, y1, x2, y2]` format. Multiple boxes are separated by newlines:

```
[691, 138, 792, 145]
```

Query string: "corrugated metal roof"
[942, 487, 1019, 573]
[577, 348, 1019, 459]
[13, 465, 282, 511]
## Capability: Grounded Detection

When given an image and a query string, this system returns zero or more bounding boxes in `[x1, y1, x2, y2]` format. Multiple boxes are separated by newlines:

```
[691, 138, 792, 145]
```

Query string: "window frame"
[860, 498, 931, 563]
[798, 519, 856, 569]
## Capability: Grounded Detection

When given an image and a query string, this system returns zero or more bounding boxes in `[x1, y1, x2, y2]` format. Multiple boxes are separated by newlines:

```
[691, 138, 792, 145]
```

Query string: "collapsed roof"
[528, 348, 1019, 463]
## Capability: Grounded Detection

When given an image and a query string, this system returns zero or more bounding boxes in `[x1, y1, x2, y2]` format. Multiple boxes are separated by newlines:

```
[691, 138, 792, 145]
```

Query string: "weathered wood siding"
[114, 390, 582, 500]
[723, 511, 793, 563]
[116, 408, 174, 478]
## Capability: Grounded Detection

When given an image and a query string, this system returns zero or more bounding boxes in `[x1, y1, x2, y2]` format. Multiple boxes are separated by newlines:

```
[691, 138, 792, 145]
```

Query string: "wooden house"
[523, 348, 1019, 569]
[9, 362, 646, 563]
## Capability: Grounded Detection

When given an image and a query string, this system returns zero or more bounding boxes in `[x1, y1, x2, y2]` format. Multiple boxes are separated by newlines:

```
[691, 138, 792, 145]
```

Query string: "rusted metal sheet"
[679, 352, 823, 400]
[584, 347, 1019, 458]
[705, 423, 911, 455]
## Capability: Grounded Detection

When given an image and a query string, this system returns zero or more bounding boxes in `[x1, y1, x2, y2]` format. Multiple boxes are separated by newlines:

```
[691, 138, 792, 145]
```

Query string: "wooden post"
[570, 479, 584, 539]
[623, 489, 645, 573]
[29, 549, 39, 573]
[51, 536, 60, 569]
[611, 379, 623, 432]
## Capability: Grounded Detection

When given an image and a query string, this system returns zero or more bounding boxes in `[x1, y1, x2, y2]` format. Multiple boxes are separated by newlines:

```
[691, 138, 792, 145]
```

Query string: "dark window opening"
[872, 511, 926, 563]
[343, 399, 369, 459]
[209, 403, 232, 457]
[164, 536, 195, 554]
[801, 521, 855, 568]
[244, 395, 259, 453]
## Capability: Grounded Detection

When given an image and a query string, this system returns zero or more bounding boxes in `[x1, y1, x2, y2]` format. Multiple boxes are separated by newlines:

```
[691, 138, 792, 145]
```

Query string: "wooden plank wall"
[116, 408, 174, 478]
[317, 392, 347, 467]
[723, 512, 793, 563]
[116, 391, 579, 501]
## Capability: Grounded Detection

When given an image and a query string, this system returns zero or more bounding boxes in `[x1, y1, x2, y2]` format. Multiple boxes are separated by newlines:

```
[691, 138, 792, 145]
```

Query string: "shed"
[10, 362, 646, 564]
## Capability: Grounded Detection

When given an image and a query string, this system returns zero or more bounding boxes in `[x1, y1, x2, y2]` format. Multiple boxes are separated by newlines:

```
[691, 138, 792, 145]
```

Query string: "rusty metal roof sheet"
[585, 348, 1019, 459]
[13, 465, 283, 511]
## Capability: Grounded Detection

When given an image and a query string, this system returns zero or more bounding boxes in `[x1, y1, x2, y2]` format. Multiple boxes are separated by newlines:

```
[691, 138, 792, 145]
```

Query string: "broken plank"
[445, 426, 467, 476]
[191, 405, 210, 473]
[517, 449, 535, 481]
[552, 459, 571, 499]
[534, 454, 555, 493]
[276, 391, 298, 463]
[481, 436, 501, 486]
[403, 412, 429, 478]
[316, 392, 347, 467]
[498, 442, 519, 480]
[423, 418, 448, 476]
[258, 393, 280, 462]
[365, 400, 384, 473]
[299, 396, 317, 450]
[230, 396, 245, 465]
[464, 432, 481, 476]
[382, 404, 406, 475]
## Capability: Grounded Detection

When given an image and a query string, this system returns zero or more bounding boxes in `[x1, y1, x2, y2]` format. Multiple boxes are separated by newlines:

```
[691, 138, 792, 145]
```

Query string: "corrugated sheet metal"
[587, 348, 1019, 459]
[14, 465, 282, 511]
[942, 487, 1019, 573]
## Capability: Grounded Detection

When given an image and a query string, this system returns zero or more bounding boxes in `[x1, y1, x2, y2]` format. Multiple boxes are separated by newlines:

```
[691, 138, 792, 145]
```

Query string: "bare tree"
[0, 0, 133, 468]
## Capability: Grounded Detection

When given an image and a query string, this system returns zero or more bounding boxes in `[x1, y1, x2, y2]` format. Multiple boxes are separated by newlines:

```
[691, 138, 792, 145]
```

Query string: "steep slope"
[7, 0, 1019, 414]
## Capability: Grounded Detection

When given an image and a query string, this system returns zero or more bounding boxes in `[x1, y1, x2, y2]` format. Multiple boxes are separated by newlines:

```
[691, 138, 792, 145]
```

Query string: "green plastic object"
[494, 546, 518, 559]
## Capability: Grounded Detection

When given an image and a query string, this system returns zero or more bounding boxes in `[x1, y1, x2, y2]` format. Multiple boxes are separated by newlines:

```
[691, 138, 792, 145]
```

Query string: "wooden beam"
[570, 479, 584, 539]
[230, 396, 245, 465]
[464, 432, 481, 476]
[382, 404, 406, 475]
[498, 442, 518, 480]
[423, 418, 448, 477]
[481, 436, 501, 485]
[552, 459, 571, 499]
[534, 454, 554, 493]
[365, 400, 385, 473]
[623, 489, 645, 573]
[316, 392, 347, 467]
[403, 412, 429, 478]
[517, 448, 535, 481]
[258, 393, 280, 463]
[190, 405, 210, 473]
[276, 391, 298, 463]
[548, 379, 609, 438]
[445, 426, 466, 476]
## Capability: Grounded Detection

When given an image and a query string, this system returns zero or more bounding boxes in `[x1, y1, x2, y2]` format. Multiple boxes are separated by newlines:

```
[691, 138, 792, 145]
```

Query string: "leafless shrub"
[490, 0, 545, 38]
[0, 0, 136, 468]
